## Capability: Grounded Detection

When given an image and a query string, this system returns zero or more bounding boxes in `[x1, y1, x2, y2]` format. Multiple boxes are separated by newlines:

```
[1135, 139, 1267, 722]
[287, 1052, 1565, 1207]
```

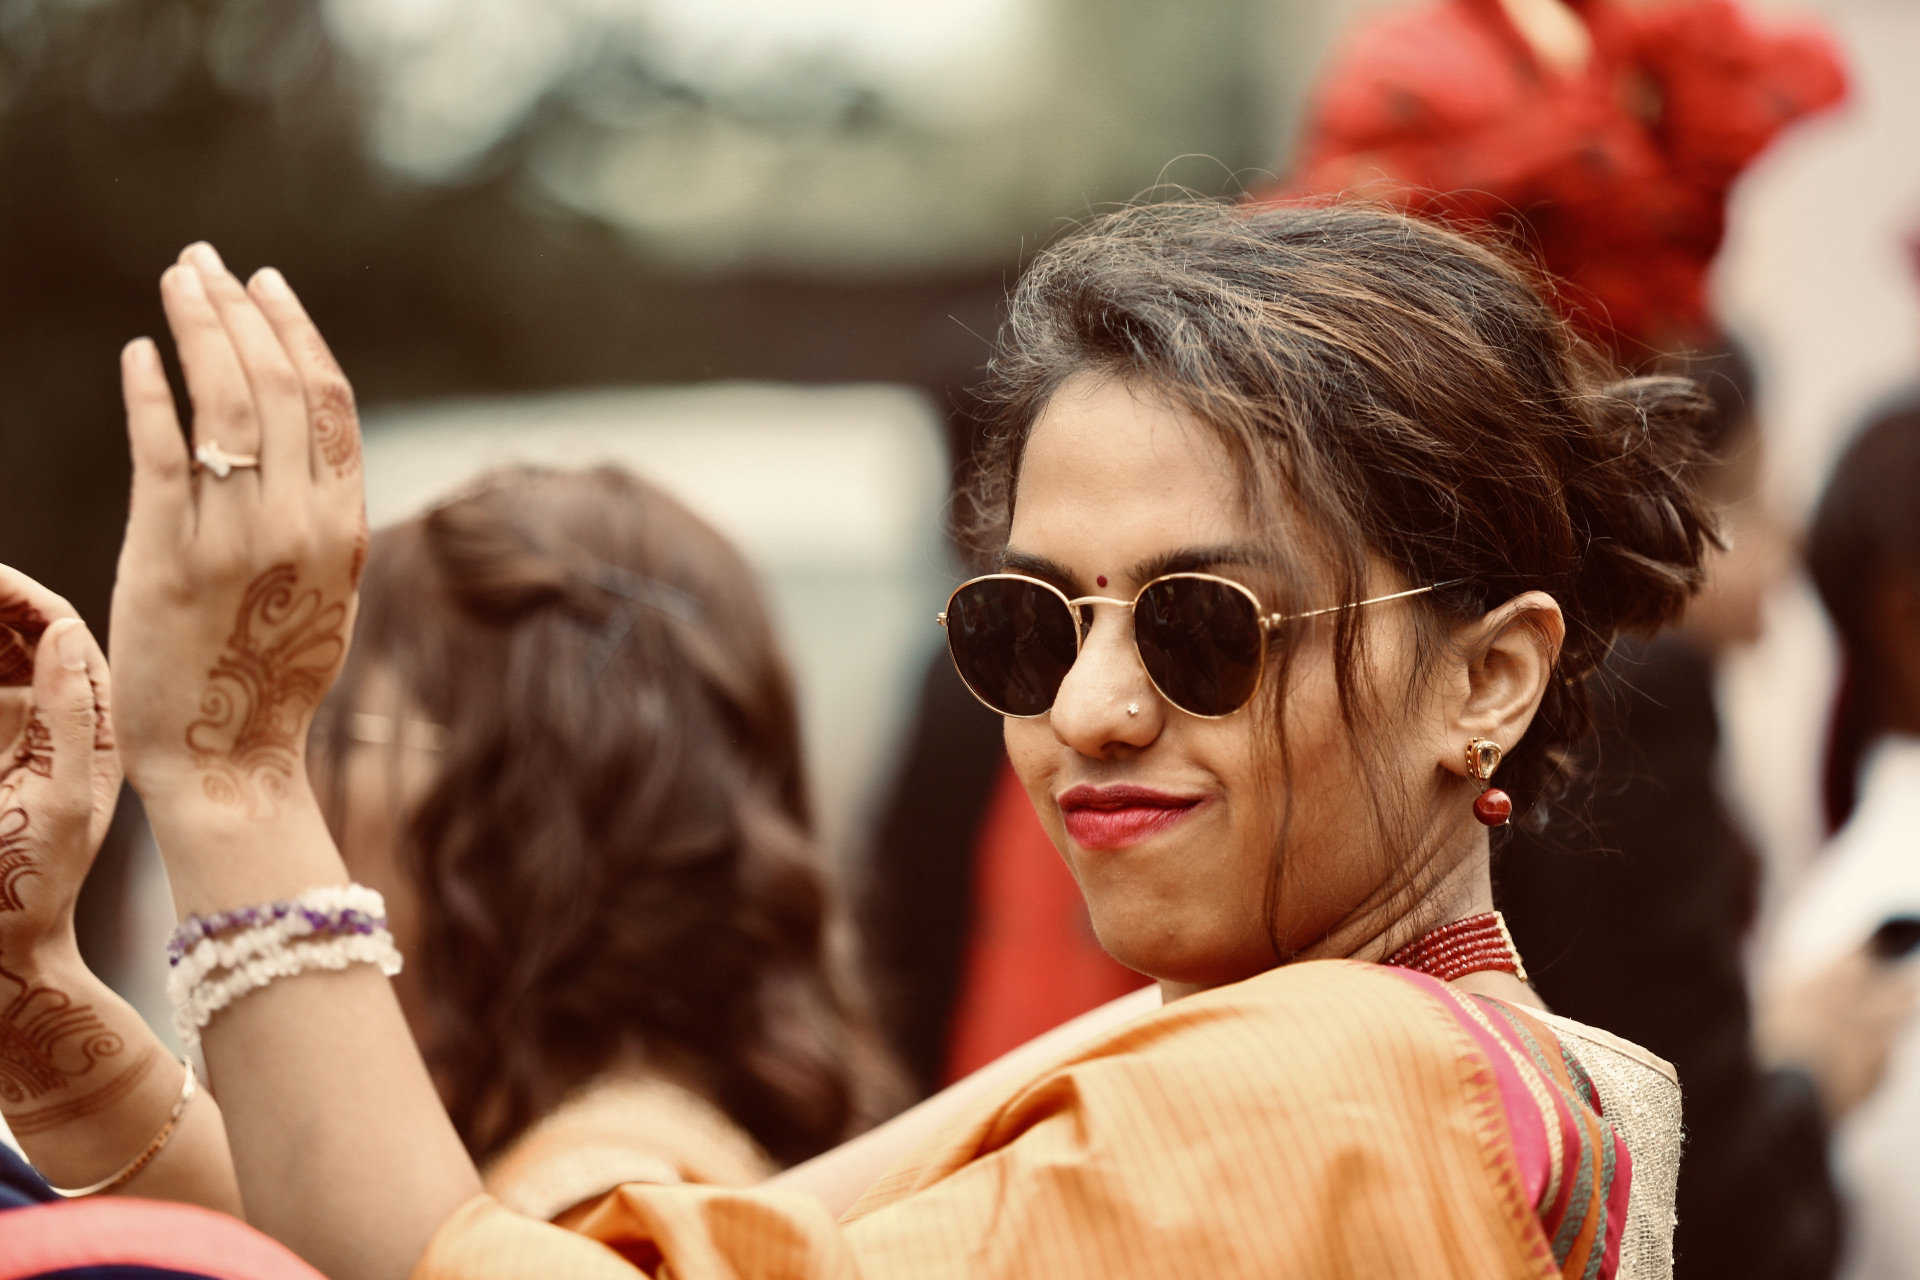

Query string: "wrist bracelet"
[168, 884, 387, 965]
[165, 901, 391, 1009]
[173, 930, 403, 1047]
[45, 1056, 196, 1198]
[167, 884, 404, 1047]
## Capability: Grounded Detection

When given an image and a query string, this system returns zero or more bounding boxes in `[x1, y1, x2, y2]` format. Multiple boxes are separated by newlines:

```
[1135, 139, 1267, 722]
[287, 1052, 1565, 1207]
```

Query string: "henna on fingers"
[185, 563, 348, 816]
[0, 602, 48, 688]
[13, 713, 53, 780]
[0, 806, 35, 913]
[304, 334, 361, 480]
[1, 603, 59, 786]
[313, 382, 361, 479]
[91, 698, 114, 754]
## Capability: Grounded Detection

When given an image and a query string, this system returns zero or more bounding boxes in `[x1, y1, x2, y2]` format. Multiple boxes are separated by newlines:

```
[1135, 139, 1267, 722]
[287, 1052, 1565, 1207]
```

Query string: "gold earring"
[1466, 738, 1511, 826]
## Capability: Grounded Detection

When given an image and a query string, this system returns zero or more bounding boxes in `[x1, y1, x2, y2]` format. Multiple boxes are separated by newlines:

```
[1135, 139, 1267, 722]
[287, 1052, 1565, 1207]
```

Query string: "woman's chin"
[1086, 908, 1272, 992]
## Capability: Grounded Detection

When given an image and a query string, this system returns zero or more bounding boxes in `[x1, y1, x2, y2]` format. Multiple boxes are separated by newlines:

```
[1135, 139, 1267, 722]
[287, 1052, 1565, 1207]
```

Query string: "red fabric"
[0, 1196, 323, 1279]
[1263, 0, 1847, 350]
[941, 763, 1141, 1083]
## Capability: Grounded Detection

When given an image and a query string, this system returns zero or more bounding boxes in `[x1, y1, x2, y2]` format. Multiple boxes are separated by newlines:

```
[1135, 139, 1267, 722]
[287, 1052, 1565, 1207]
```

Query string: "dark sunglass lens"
[946, 579, 1080, 716]
[1134, 578, 1264, 716]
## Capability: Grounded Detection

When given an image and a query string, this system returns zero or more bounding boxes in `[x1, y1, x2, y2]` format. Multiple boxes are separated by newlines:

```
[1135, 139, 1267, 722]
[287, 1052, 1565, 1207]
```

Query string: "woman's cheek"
[1002, 718, 1054, 798]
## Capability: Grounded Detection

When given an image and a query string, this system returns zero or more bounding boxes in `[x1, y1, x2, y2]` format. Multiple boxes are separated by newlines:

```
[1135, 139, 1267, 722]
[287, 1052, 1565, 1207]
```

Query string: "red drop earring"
[1467, 737, 1511, 827]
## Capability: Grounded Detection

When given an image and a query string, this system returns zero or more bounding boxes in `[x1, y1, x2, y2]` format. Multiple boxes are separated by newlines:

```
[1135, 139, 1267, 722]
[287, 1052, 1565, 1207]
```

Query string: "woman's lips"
[1057, 784, 1205, 851]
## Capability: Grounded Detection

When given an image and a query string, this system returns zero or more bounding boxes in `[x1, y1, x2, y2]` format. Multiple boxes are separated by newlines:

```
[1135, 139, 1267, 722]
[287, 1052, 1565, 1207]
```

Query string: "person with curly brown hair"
[307, 464, 903, 1220]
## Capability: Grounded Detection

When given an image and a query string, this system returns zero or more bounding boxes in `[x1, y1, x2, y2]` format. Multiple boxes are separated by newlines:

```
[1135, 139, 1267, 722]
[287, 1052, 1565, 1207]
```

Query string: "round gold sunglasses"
[937, 571, 1460, 719]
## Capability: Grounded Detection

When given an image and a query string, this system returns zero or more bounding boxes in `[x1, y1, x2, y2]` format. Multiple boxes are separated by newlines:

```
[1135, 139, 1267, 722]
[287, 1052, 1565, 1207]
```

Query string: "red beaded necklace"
[1384, 911, 1529, 983]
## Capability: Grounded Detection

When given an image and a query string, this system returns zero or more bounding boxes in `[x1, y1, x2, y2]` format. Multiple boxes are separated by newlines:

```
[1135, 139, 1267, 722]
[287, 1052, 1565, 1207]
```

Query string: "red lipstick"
[1057, 784, 1204, 851]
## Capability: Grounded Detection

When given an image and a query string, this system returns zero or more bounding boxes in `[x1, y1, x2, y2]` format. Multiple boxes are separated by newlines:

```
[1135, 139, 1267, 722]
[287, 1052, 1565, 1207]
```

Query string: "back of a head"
[1807, 388, 1920, 825]
[330, 464, 890, 1166]
[975, 198, 1717, 818]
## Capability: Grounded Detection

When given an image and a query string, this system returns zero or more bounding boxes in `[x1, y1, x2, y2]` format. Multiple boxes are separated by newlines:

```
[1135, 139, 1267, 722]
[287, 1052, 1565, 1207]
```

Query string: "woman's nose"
[1048, 608, 1160, 755]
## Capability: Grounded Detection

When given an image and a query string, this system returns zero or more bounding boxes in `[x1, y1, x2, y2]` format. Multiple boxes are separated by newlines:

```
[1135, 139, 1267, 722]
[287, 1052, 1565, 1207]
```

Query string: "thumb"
[32, 619, 102, 832]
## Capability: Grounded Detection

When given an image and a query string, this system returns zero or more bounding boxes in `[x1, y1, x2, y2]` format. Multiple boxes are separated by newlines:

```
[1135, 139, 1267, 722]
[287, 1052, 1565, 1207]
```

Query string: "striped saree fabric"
[414, 960, 1634, 1280]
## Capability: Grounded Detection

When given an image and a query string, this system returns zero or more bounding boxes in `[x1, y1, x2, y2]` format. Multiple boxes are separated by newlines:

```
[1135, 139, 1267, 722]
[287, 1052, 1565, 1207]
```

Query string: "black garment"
[0, 1141, 55, 1207]
[1498, 636, 1841, 1280]
[857, 652, 1006, 1096]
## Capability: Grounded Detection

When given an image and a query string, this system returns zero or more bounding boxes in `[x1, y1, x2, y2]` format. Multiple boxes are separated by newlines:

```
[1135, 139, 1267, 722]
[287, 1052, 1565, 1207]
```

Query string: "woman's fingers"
[31, 620, 100, 839]
[161, 254, 260, 542]
[120, 337, 193, 551]
[0, 567, 80, 791]
[247, 267, 366, 588]
[0, 564, 80, 670]
[247, 268, 363, 495]
[185, 245, 312, 498]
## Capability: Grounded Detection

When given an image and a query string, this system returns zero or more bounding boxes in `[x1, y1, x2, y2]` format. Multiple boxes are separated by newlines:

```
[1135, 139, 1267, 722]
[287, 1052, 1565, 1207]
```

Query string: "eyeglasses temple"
[1265, 577, 1471, 626]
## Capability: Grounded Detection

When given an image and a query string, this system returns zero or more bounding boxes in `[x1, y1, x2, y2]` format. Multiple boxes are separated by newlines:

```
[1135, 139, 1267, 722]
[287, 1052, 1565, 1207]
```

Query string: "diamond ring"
[194, 442, 261, 479]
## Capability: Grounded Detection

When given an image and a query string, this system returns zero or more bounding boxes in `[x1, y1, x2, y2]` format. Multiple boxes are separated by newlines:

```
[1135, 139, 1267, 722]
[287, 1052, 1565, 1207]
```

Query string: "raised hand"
[0, 568, 119, 877]
[110, 244, 366, 835]
[0, 571, 242, 1208]
[103, 248, 478, 1277]
[0, 574, 136, 1132]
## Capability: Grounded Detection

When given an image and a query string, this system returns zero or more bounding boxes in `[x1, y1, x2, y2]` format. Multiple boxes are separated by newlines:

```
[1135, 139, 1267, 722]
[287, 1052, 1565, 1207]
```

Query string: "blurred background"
[0, 0, 1916, 1052]
[0, 0, 1321, 991]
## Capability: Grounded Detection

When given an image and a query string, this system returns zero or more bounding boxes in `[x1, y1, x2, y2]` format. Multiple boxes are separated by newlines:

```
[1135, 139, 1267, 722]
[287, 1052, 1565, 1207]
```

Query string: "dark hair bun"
[1560, 374, 1719, 676]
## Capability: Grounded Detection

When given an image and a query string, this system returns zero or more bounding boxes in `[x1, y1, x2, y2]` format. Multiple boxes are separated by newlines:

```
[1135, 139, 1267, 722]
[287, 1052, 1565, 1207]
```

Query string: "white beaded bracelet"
[165, 899, 390, 1009]
[172, 927, 403, 1047]
[167, 884, 388, 965]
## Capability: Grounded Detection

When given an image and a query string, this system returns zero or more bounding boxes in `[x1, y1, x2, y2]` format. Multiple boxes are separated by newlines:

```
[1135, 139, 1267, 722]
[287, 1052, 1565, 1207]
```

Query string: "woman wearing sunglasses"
[2, 199, 1708, 1278]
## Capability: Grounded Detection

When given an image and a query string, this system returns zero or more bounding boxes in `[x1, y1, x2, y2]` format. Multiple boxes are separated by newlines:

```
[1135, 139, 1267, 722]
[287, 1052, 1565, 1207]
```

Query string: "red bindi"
[1096, 575, 1108, 587]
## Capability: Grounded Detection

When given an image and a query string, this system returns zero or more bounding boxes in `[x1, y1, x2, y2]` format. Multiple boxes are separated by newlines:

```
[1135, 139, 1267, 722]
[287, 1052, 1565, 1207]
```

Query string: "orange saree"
[415, 961, 1632, 1280]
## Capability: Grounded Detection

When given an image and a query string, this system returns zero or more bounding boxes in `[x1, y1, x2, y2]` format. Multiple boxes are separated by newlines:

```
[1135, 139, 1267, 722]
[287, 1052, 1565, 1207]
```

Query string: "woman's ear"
[1440, 591, 1565, 777]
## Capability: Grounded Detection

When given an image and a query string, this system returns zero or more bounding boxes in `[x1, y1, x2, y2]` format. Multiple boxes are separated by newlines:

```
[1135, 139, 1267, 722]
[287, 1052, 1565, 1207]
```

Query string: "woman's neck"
[1159, 823, 1501, 1003]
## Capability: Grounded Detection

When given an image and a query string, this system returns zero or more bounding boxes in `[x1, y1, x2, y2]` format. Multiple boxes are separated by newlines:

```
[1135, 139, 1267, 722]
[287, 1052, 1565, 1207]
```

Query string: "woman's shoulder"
[1466, 1000, 1673, 1280]
[845, 961, 1565, 1278]
[483, 1070, 775, 1222]
[1032, 964, 1640, 1280]
[1100, 958, 1479, 1060]
[988, 960, 1513, 1134]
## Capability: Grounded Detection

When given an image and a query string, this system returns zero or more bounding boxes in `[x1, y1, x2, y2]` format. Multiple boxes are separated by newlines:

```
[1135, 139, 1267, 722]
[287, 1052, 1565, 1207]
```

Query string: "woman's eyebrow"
[997, 544, 1270, 593]
[998, 549, 1077, 590]
[1125, 544, 1268, 582]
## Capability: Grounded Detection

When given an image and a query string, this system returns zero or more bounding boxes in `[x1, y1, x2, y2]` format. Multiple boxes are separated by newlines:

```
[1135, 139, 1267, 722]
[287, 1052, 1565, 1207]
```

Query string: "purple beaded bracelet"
[167, 885, 390, 967]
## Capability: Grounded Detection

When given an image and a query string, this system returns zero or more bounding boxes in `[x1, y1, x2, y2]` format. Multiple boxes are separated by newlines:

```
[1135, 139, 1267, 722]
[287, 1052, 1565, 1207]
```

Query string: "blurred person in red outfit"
[1266, 0, 1846, 352]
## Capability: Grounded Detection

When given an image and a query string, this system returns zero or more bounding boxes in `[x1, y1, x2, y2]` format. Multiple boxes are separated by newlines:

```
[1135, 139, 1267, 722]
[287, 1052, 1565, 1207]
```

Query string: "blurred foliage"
[0, 0, 1014, 973]
[0, 0, 1009, 632]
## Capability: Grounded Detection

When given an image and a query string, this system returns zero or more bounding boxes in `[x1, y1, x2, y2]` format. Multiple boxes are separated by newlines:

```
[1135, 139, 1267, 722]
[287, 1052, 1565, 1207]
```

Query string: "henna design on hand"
[307, 336, 361, 478]
[186, 564, 347, 814]
[0, 807, 35, 914]
[313, 382, 361, 478]
[0, 952, 123, 1105]
[0, 602, 48, 688]
[15, 713, 52, 779]
[7, 1043, 158, 1135]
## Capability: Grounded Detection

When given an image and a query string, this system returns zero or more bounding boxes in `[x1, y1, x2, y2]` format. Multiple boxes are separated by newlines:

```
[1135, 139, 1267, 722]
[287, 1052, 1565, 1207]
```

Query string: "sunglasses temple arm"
[1266, 577, 1470, 626]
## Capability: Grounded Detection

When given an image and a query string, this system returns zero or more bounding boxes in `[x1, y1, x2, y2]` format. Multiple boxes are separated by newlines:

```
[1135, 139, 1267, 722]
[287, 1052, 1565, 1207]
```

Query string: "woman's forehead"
[1009, 377, 1253, 583]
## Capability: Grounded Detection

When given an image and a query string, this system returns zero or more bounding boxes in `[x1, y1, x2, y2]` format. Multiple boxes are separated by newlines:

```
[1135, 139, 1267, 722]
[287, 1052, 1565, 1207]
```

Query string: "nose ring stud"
[1126, 702, 1140, 717]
